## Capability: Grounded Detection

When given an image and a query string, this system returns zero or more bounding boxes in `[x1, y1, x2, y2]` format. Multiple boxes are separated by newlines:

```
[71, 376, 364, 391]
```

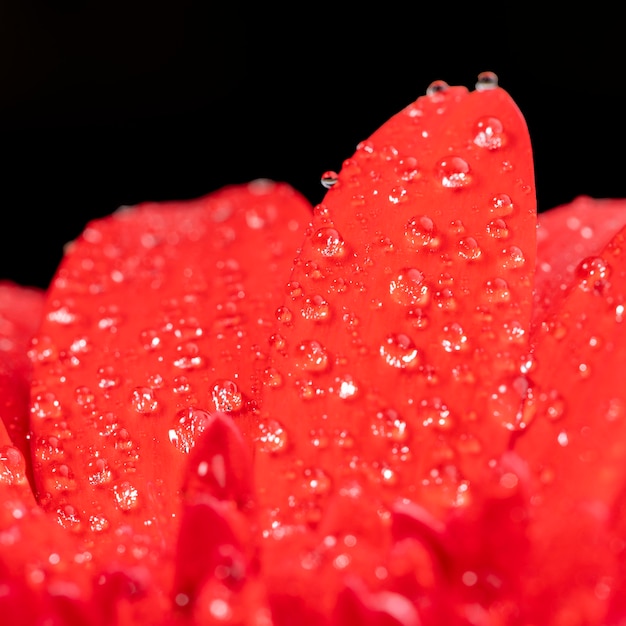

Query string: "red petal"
[27, 182, 311, 610]
[515, 212, 626, 623]
[252, 82, 535, 617]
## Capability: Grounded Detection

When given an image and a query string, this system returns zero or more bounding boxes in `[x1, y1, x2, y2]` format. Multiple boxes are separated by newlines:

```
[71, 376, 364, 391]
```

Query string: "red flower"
[2, 73, 626, 626]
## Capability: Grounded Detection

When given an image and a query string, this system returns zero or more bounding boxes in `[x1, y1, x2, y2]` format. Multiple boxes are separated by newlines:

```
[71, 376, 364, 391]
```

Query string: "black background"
[1, 3, 623, 290]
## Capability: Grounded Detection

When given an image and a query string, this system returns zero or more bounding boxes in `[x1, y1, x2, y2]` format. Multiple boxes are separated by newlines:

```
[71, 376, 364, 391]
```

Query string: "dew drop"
[89, 515, 110, 533]
[97, 365, 120, 389]
[491, 193, 514, 216]
[301, 295, 331, 322]
[576, 256, 611, 293]
[457, 237, 482, 261]
[372, 408, 409, 442]
[169, 407, 212, 454]
[440, 323, 469, 353]
[31, 392, 63, 421]
[404, 215, 440, 250]
[501, 246, 526, 270]
[302, 467, 332, 495]
[258, 419, 289, 454]
[276, 306, 293, 325]
[211, 379, 243, 413]
[263, 367, 284, 388]
[313, 227, 348, 259]
[379, 334, 420, 370]
[173, 342, 205, 370]
[113, 481, 139, 511]
[388, 185, 408, 204]
[130, 387, 159, 415]
[484, 277, 511, 303]
[389, 268, 430, 307]
[0, 446, 26, 486]
[321, 171, 339, 189]
[294, 340, 330, 373]
[475, 71, 498, 91]
[426, 80, 449, 96]
[486, 218, 510, 239]
[437, 157, 471, 189]
[336, 375, 359, 400]
[474, 117, 505, 150]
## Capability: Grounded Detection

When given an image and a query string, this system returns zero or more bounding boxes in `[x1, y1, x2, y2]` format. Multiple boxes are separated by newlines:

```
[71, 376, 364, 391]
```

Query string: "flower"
[2, 74, 626, 626]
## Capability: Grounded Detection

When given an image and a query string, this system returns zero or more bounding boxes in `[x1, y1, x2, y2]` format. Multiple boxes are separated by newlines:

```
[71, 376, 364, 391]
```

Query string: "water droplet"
[372, 408, 409, 442]
[113, 481, 139, 511]
[169, 407, 212, 454]
[130, 387, 159, 415]
[56, 504, 81, 532]
[426, 80, 449, 96]
[404, 215, 440, 250]
[474, 117, 505, 150]
[263, 367, 283, 388]
[286, 281, 303, 299]
[301, 295, 331, 322]
[440, 323, 469, 353]
[321, 171, 339, 189]
[302, 467, 332, 495]
[407, 307, 429, 329]
[491, 193, 514, 216]
[379, 334, 420, 369]
[139, 328, 163, 351]
[486, 219, 510, 239]
[276, 306, 293, 325]
[173, 342, 205, 370]
[97, 365, 120, 389]
[336, 375, 359, 400]
[501, 246, 526, 269]
[31, 392, 63, 421]
[313, 228, 348, 259]
[389, 268, 430, 306]
[576, 256, 611, 293]
[89, 515, 110, 533]
[294, 340, 330, 373]
[419, 398, 454, 430]
[74, 386, 96, 410]
[388, 185, 408, 204]
[457, 237, 482, 261]
[211, 380, 243, 412]
[0, 446, 27, 486]
[437, 157, 471, 189]
[484, 278, 511, 303]
[258, 419, 288, 454]
[475, 71, 499, 91]
[87, 457, 112, 485]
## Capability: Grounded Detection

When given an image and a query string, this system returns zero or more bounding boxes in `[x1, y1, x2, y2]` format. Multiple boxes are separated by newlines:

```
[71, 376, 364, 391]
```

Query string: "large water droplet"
[426, 80, 449, 96]
[389, 268, 430, 306]
[258, 419, 289, 454]
[486, 218, 510, 239]
[501, 246, 526, 270]
[380, 334, 420, 370]
[437, 157, 471, 189]
[321, 171, 339, 189]
[475, 71, 499, 91]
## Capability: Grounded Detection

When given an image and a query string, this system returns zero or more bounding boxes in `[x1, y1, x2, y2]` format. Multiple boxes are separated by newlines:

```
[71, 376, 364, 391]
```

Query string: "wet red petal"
[252, 83, 535, 619]
[27, 181, 311, 615]
[515, 215, 626, 623]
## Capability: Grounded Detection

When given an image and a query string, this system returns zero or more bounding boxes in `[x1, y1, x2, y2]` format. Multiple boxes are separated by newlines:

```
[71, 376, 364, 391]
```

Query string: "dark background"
[1, 3, 623, 290]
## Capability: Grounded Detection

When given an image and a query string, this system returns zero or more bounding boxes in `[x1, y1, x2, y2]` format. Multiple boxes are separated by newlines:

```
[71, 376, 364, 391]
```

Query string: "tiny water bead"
[475, 71, 499, 91]
[210, 379, 243, 413]
[437, 157, 471, 189]
[491, 193, 515, 216]
[130, 387, 159, 415]
[168, 407, 212, 454]
[321, 171, 339, 189]
[457, 237, 482, 261]
[301, 295, 331, 322]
